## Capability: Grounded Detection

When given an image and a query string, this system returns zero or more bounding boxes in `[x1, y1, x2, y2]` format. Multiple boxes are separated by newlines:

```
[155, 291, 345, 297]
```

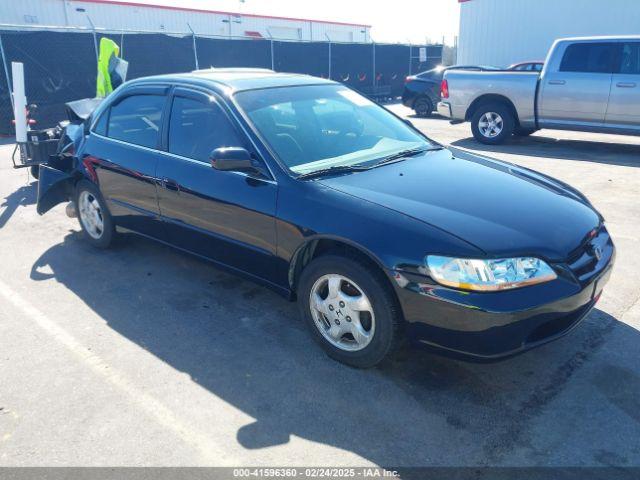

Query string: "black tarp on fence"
[197, 37, 272, 70]
[274, 41, 330, 79]
[0, 30, 97, 136]
[0, 30, 442, 135]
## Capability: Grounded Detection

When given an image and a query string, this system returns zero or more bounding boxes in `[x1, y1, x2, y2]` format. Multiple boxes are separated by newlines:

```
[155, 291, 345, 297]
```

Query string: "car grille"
[565, 225, 613, 284]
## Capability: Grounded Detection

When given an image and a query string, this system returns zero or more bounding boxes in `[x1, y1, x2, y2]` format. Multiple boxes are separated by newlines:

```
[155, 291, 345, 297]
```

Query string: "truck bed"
[442, 70, 540, 127]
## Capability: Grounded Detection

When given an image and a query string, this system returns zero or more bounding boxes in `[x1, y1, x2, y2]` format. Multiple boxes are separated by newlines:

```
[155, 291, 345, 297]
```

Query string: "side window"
[560, 43, 615, 74]
[168, 96, 244, 163]
[619, 43, 640, 74]
[107, 94, 165, 148]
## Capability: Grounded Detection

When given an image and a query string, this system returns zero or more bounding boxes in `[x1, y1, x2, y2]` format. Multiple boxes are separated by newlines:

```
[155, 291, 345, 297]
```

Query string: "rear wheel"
[298, 254, 401, 368]
[413, 97, 433, 118]
[75, 180, 114, 248]
[471, 102, 515, 145]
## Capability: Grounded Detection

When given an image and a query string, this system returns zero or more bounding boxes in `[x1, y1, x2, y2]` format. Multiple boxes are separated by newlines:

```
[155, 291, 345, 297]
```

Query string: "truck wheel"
[298, 254, 401, 368]
[413, 97, 433, 118]
[75, 180, 115, 249]
[471, 103, 514, 145]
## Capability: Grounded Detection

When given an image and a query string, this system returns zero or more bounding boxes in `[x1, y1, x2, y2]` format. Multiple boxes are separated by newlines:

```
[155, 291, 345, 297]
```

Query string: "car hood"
[318, 148, 600, 262]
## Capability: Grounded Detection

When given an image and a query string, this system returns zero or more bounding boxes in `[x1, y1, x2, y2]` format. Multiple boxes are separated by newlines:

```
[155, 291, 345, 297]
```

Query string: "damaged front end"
[36, 98, 101, 215]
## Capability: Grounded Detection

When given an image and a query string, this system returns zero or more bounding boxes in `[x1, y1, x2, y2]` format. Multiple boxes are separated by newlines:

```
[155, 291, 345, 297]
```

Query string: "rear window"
[107, 94, 165, 148]
[560, 43, 615, 74]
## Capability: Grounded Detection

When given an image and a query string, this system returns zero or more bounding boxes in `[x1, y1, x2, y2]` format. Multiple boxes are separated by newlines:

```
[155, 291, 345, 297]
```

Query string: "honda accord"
[37, 69, 615, 368]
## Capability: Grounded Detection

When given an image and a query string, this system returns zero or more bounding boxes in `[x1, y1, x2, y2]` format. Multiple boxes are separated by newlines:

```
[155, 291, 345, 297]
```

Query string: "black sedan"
[38, 69, 614, 368]
[402, 65, 500, 117]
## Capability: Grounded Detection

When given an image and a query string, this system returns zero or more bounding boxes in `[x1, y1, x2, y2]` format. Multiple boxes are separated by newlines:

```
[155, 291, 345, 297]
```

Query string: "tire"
[298, 254, 401, 368]
[470, 102, 515, 145]
[413, 97, 433, 118]
[514, 127, 536, 137]
[30, 165, 40, 179]
[75, 179, 115, 249]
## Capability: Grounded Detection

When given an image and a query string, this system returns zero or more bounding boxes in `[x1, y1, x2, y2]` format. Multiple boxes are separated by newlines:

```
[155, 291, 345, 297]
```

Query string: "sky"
[117, 0, 461, 45]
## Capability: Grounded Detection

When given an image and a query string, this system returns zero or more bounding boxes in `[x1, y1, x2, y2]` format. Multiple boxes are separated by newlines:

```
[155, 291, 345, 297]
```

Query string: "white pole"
[12, 62, 27, 143]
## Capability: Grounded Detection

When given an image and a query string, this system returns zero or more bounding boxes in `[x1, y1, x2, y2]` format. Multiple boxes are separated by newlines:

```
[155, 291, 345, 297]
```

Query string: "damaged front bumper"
[36, 161, 76, 215]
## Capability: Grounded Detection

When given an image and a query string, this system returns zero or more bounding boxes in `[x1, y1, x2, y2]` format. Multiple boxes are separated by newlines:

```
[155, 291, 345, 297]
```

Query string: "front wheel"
[75, 180, 115, 248]
[298, 255, 401, 368]
[470, 102, 515, 145]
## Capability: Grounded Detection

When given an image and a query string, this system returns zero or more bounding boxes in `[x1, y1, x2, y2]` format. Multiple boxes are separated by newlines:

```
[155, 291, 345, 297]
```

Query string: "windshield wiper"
[296, 164, 371, 180]
[372, 145, 444, 167]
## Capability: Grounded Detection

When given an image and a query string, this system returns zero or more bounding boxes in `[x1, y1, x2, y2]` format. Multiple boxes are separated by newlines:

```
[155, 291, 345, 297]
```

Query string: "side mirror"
[210, 147, 255, 173]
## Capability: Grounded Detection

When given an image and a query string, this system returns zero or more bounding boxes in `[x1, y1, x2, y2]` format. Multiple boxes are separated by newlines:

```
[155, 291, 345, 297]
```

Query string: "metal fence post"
[325, 33, 331, 80]
[0, 34, 13, 109]
[187, 23, 199, 70]
[267, 29, 275, 71]
[372, 41, 376, 88]
[86, 15, 99, 60]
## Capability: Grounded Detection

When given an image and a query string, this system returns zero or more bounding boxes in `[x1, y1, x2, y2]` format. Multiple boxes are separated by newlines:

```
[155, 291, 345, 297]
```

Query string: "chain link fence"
[0, 24, 443, 135]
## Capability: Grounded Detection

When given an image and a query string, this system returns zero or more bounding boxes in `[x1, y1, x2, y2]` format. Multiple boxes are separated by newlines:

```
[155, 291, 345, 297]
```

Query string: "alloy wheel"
[478, 112, 504, 138]
[309, 274, 375, 352]
[78, 190, 104, 240]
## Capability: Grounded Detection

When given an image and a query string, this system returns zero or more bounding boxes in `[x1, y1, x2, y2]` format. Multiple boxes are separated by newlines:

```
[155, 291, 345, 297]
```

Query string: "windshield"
[235, 85, 431, 175]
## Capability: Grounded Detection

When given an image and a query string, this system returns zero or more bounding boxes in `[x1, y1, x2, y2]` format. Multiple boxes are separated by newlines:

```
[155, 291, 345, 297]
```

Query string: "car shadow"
[0, 181, 37, 229]
[407, 113, 450, 121]
[28, 231, 640, 467]
[451, 135, 640, 168]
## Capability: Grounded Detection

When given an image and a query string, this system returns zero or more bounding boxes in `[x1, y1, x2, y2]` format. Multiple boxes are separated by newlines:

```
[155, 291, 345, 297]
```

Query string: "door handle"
[161, 177, 180, 193]
[548, 79, 566, 85]
[616, 82, 637, 88]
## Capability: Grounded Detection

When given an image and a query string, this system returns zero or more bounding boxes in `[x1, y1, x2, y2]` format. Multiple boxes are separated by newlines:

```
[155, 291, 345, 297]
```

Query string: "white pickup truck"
[437, 36, 640, 144]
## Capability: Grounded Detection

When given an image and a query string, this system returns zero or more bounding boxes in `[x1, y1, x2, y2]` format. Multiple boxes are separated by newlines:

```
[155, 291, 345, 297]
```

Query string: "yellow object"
[96, 37, 120, 98]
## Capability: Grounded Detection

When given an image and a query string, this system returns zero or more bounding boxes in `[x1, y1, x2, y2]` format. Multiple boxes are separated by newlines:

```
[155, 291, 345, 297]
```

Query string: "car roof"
[557, 35, 640, 42]
[127, 68, 337, 93]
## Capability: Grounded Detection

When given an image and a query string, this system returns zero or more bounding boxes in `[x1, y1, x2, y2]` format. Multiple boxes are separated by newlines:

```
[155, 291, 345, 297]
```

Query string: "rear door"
[539, 42, 616, 127]
[155, 87, 279, 281]
[87, 85, 169, 238]
[605, 41, 640, 129]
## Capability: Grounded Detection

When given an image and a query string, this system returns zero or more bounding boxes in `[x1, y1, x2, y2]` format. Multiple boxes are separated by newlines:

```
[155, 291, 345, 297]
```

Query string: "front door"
[605, 41, 640, 129]
[155, 88, 279, 282]
[539, 42, 616, 127]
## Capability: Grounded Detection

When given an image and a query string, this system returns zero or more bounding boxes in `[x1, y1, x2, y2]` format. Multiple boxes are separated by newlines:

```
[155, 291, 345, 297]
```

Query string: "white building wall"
[458, 0, 640, 67]
[0, 0, 370, 42]
[0, 0, 68, 26]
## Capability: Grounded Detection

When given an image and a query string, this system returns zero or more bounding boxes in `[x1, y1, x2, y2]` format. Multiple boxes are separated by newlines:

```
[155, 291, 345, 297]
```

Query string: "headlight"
[426, 255, 557, 291]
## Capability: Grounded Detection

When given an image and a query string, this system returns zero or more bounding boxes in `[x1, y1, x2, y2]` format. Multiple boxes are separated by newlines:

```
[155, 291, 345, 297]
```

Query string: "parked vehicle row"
[402, 65, 500, 117]
[438, 36, 640, 144]
[37, 69, 614, 368]
[402, 62, 544, 119]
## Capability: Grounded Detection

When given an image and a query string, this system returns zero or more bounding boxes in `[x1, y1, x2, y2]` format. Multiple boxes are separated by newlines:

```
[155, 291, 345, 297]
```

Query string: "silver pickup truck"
[437, 36, 640, 144]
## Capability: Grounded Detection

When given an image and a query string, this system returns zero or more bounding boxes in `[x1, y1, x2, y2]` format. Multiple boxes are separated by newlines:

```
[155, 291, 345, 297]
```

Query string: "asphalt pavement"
[0, 107, 639, 467]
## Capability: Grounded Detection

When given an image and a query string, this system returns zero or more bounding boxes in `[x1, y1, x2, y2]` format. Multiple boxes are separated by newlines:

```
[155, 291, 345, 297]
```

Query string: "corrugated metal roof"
[70, 0, 372, 28]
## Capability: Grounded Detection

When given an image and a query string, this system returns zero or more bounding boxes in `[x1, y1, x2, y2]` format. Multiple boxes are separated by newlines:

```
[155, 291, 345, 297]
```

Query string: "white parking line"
[0, 278, 237, 464]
